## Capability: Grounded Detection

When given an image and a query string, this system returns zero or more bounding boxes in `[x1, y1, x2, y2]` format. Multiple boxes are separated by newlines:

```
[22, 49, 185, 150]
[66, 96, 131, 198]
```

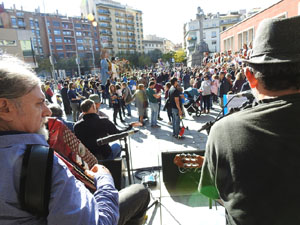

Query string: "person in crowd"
[74, 99, 140, 161]
[146, 81, 161, 128]
[100, 50, 111, 100]
[134, 84, 148, 126]
[199, 16, 300, 225]
[67, 82, 82, 122]
[116, 84, 126, 117]
[218, 71, 231, 110]
[48, 104, 75, 132]
[200, 74, 212, 114]
[168, 77, 183, 138]
[78, 94, 108, 120]
[61, 82, 72, 117]
[45, 81, 54, 103]
[164, 82, 172, 125]
[150, 78, 164, 121]
[232, 72, 246, 94]
[121, 82, 134, 117]
[0, 54, 150, 225]
[109, 84, 125, 125]
[211, 74, 220, 104]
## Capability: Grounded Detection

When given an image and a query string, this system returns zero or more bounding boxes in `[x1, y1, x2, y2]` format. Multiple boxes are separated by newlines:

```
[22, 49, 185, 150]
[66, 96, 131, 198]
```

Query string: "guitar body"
[173, 153, 204, 169]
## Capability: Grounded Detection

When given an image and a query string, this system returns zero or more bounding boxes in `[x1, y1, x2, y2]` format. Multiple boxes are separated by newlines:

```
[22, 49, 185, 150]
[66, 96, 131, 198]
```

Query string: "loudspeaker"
[161, 150, 205, 189]
[99, 158, 123, 190]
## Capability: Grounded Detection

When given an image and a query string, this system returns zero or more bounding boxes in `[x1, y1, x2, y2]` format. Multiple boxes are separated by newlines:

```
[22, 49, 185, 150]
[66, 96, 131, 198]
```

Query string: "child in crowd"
[109, 84, 125, 125]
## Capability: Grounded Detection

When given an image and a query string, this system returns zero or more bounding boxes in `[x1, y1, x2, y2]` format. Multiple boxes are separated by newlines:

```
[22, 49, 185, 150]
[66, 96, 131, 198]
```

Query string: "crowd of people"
[42, 45, 253, 142]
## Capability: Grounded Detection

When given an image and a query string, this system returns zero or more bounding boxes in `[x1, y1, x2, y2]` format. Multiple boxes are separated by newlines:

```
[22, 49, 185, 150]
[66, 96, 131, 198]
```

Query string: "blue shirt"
[0, 133, 119, 225]
[67, 89, 80, 103]
[100, 59, 110, 85]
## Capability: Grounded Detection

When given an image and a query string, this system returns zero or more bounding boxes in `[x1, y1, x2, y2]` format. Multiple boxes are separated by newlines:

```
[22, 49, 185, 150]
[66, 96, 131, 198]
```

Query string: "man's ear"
[245, 67, 258, 88]
[0, 98, 15, 122]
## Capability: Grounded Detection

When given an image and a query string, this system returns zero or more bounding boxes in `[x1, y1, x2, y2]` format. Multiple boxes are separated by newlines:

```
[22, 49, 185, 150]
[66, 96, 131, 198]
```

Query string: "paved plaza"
[97, 101, 226, 225]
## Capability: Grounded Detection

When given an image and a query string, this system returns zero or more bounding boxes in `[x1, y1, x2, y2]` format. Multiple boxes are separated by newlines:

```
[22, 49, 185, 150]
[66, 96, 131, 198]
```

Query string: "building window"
[212, 40, 217, 45]
[16, 12, 24, 17]
[63, 31, 72, 36]
[77, 38, 83, 43]
[55, 38, 62, 43]
[36, 30, 40, 36]
[56, 45, 63, 50]
[37, 38, 41, 45]
[95, 47, 99, 51]
[54, 29, 61, 35]
[211, 31, 217, 38]
[77, 45, 84, 50]
[39, 47, 43, 54]
[30, 19, 34, 27]
[11, 17, 17, 27]
[58, 53, 65, 58]
[48, 29, 51, 34]
[53, 21, 60, 27]
[35, 21, 39, 28]
[49, 37, 52, 42]
[31, 29, 35, 35]
[75, 23, 81, 29]
[65, 45, 73, 50]
[76, 31, 82, 36]
[95, 40, 98, 45]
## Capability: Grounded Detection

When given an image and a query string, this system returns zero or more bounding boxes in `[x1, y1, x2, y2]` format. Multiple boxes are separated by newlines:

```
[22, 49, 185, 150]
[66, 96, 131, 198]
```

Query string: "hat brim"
[244, 54, 300, 64]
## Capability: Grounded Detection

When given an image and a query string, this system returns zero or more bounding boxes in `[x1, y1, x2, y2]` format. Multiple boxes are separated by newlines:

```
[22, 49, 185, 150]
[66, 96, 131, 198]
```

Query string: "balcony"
[99, 17, 111, 22]
[100, 30, 112, 35]
[220, 19, 240, 25]
[98, 9, 110, 15]
[99, 24, 111, 28]
[115, 13, 125, 18]
[126, 14, 134, 19]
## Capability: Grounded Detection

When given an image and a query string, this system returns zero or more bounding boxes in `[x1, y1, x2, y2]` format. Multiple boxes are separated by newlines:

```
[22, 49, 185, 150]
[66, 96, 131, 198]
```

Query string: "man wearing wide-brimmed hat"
[199, 16, 300, 225]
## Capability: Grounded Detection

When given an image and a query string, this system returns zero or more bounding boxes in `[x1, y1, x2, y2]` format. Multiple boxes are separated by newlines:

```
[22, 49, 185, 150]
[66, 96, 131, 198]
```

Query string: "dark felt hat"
[245, 16, 300, 64]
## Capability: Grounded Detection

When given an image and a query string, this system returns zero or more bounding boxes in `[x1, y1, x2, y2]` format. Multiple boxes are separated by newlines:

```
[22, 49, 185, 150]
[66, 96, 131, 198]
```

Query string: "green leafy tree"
[147, 49, 163, 64]
[35, 57, 52, 73]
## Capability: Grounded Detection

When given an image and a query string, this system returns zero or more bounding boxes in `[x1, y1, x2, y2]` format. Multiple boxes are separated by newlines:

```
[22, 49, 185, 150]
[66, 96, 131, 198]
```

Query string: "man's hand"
[85, 164, 111, 179]
[179, 110, 183, 117]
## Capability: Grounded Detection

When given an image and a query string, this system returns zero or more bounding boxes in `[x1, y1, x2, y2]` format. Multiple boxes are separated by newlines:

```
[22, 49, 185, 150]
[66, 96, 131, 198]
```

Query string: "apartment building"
[45, 15, 100, 60]
[221, 0, 300, 52]
[0, 4, 48, 58]
[0, 4, 101, 62]
[81, 0, 144, 55]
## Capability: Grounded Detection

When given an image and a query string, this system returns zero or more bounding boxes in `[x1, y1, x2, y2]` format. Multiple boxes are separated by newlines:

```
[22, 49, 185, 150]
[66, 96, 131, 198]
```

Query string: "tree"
[35, 57, 52, 73]
[162, 51, 175, 63]
[174, 49, 186, 63]
[147, 49, 163, 64]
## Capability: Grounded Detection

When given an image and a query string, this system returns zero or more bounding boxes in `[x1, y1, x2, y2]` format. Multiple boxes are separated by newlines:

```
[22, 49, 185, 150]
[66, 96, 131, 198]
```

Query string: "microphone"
[233, 90, 254, 99]
[97, 130, 138, 146]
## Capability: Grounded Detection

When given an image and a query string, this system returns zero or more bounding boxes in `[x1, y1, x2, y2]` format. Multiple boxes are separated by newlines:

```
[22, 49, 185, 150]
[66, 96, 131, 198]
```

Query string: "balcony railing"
[98, 9, 110, 15]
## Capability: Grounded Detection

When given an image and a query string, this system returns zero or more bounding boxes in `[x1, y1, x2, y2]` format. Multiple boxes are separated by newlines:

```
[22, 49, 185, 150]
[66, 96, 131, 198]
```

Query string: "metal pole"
[71, 18, 81, 77]
[43, 0, 56, 80]
[90, 39, 95, 70]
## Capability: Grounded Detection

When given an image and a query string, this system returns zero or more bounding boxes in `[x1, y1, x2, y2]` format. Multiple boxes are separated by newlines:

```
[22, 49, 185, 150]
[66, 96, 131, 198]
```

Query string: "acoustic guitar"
[173, 153, 204, 172]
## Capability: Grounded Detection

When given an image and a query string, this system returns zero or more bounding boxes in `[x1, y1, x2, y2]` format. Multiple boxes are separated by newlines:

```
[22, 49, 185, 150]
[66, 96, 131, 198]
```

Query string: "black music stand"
[120, 136, 132, 185]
